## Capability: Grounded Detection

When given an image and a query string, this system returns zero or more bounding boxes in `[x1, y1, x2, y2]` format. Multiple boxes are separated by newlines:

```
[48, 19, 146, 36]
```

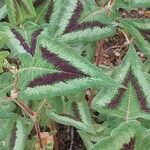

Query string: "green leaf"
[120, 19, 150, 58]
[47, 99, 95, 134]
[5, 0, 36, 25]
[129, 0, 150, 8]
[0, 5, 6, 21]
[0, 119, 14, 140]
[141, 130, 150, 150]
[48, 0, 115, 42]
[90, 121, 141, 150]
[112, 0, 150, 10]
[5, 26, 42, 56]
[124, 19, 150, 30]
[0, 72, 13, 98]
[143, 59, 150, 73]
[19, 38, 121, 99]
[34, 0, 53, 24]
[13, 119, 26, 150]
[0, 51, 9, 73]
[59, 26, 116, 43]
[92, 44, 150, 121]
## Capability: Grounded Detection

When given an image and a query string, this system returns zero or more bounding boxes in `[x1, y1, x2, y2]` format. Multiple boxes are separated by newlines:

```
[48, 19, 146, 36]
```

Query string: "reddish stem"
[109, 0, 114, 5]
[48, 120, 59, 150]
[14, 99, 35, 117]
[35, 121, 44, 149]
[95, 41, 104, 66]
[14, 99, 44, 149]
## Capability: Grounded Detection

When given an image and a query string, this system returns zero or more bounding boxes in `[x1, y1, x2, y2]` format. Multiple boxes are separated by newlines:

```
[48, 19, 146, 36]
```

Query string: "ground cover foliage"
[0, 0, 150, 149]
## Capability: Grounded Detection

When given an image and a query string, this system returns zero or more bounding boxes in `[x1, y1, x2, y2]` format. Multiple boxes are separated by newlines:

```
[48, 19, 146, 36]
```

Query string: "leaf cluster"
[0, 0, 150, 149]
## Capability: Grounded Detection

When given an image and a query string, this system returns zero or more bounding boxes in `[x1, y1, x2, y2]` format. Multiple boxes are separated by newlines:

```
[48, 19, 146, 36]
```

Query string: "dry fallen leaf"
[144, 10, 150, 18]
[35, 132, 54, 150]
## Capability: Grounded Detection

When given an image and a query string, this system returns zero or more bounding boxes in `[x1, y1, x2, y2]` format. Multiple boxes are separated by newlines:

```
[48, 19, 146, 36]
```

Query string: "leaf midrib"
[19, 66, 86, 77]
[125, 82, 132, 121]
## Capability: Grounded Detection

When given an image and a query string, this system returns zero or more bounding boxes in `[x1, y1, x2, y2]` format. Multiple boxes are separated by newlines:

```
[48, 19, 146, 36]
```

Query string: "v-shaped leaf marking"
[139, 29, 150, 42]
[33, 0, 54, 23]
[92, 44, 150, 120]
[122, 138, 135, 150]
[11, 28, 43, 56]
[44, 0, 54, 23]
[107, 69, 150, 113]
[33, 0, 46, 8]
[64, 1, 105, 33]
[28, 47, 88, 88]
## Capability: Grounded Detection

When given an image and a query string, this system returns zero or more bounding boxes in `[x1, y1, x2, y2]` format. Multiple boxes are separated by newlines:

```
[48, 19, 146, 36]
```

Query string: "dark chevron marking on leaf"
[7, 57, 21, 69]
[139, 29, 150, 42]
[64, 1, 105, 33]
[60, 113, 82, 122]
[12, 0, 19, 23]
[106, 88, 126, 108]
[17, 0, 31, 14]
[30, 29, 43, 55]
[11, 28, 30, 52]
[107, 69, 150, 112]
[72, 102, 81, 121]
[131, 72, 150, 112]
[28, 47, 88, 88]
[106, 70, 130, 108]
[12, 0, 32, 21]
[121, 138, 135, 150]
[33, 0, 46, 8]
[45, 0, 54, 23]
[28, 72, 85, 88]
[41, 47, 86, 76]
[11, 28, 42, 56]
[9, 123, 17, 150]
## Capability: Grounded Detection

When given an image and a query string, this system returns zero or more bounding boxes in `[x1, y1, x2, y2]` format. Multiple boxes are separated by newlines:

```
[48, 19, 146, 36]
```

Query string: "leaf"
[112, 0, 150, 10]
[129, 0, 150, 8]
[13, 120, 26, 150]
[0, 5, 7, 21]
[141, 130, 150, 150]
[90, 121, 141, 150]
[57, 0, 115, 42]
[46, 0, 115, 41]
[47, 100, 95, 134]
[5, 27, 43, 56]
[0, 51, 9, 73]
[143, 59, 150, 73]
[35, 132, 54, 150]
[119, 19, 150, 58]
[5, 0, 36, 25]
[18, 38, 121, 99]
[34, 0, 54, 24]
[124, 19, 150, 30]
[0, 72, 13, 98]
[92, 44, 150, 121]
[0, 118, 15, 141]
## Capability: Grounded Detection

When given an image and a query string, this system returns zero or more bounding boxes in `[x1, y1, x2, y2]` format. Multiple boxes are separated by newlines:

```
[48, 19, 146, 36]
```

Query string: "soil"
[56, 124, 85, 150]
[96, 29, 147, 67]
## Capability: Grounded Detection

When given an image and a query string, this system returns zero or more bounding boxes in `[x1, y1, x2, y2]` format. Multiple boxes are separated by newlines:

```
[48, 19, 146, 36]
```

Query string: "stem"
[35, 121, 44, 149]
[86, 41, 104, 105]
[48, 120, 59, 150]
[69, 127, 74, 150]
[106, 0, 116, 15]
[109, 0, 115, 5]
[6, 64, 44, 149]
[14, 99, 35, 117]
[118, 28, 132, 44]
[95, 40, 104, 66]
